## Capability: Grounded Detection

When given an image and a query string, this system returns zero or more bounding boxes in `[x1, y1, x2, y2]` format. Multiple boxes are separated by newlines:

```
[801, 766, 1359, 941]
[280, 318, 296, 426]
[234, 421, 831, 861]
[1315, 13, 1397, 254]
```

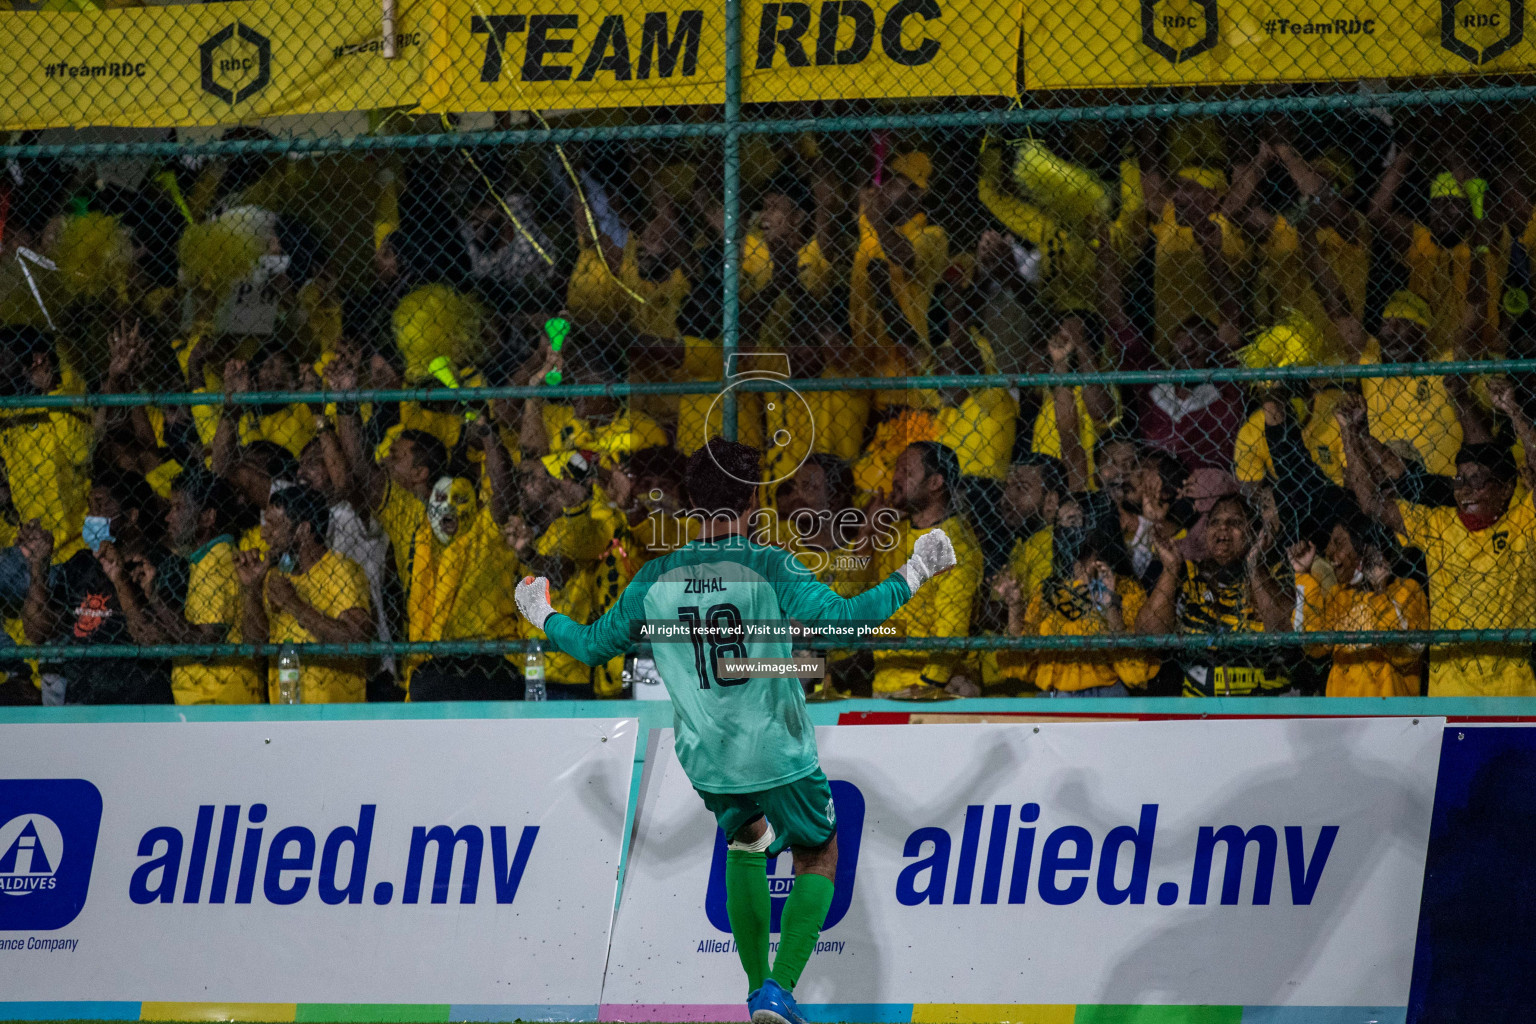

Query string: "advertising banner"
[1024, 0, 1536, 90]
[1408, 724, 1536, 1023]
[605, 718, 1442, 1019]
[739, 0, 1021, 103]
[0, 718, 635, 1014]
[0, 0, 425, 131]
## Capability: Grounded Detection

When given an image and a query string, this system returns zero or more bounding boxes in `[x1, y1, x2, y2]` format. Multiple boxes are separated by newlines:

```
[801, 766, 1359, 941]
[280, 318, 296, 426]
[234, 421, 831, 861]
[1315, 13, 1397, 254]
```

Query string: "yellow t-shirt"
[1254, 215, 1368, 361]
[1397, 497, 1536, 696]
[756, 373, 871, 490]
[1032, 385, 1120, 487]
[937, 389, 1018, 482]
[1360, 338, 1461, 478]
[1296, 571, 1427, 698]
[980, 527, 1057, 688]
[872, 513, 983, 693]
[675, 336, 766, 455]
[404, 506, 520, 693]
[263, 549, 372, 703]
[1151, 206, 1248, 357]
[977, 145, 1096, 313]
[523, 504, 632, 694]
[1018, 577, 1158, 692]
[0, 400, 91, 563]
[851, 409, 940, 497]
[375, 479, 425, 589]
[1405, 222, 1509, 355]
[173, 536, 264, 705]
[566, 244, 630, 327]
[1233, 389, 1348, 487]
[850, 211, 949, 408]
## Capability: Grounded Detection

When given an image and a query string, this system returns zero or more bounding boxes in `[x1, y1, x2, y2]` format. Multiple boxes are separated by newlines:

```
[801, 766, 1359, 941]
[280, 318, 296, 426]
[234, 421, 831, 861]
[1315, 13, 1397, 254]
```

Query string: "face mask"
[83, 515, 114, 555]
[427, 476, 478, 545]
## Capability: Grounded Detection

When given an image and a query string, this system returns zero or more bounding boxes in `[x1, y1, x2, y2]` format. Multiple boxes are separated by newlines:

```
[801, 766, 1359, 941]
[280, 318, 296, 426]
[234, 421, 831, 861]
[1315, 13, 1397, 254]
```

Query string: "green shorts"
[696, 768, 836, 856]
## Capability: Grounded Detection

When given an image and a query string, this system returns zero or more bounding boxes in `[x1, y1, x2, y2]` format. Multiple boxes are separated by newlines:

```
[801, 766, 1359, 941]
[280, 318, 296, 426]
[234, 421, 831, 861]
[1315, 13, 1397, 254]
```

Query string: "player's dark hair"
[685, 438, 758, 515]
[628, 445, 686, 486]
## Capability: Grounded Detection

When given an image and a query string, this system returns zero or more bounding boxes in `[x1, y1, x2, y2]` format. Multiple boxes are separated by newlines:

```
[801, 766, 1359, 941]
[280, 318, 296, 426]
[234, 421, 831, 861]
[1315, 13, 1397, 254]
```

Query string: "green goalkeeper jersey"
[544, 535, 913, 793]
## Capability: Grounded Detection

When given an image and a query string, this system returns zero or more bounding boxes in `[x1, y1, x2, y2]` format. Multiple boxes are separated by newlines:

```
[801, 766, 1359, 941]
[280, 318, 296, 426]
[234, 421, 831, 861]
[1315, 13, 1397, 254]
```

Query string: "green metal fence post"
[720, 0, 743, 442]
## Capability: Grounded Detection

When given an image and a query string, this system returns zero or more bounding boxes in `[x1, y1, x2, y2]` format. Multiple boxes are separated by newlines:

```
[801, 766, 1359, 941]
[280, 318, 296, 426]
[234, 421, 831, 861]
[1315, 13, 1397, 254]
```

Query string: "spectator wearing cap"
[112, 472, 263, 705]
[1356, 291, 1464, 477]
[1340, 385, 1536, 696]
[1303, 198, 1483, 481]
[19, 472, 174, 705]
[235, 485, 373, 703]
[1232, 318, 1350, 493]
[1291, 513, 1428, 697]
[1134, 152, 1250, 360]
[869, 441, 983, 699]
[1371, 146, 1506, 355]
[851, 150, 950, 411]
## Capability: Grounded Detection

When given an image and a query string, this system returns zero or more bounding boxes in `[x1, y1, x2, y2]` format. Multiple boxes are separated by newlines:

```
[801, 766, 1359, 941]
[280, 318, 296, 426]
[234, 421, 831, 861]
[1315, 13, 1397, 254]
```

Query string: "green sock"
[725, 849, 771, 993]
[769, 872, 835, 993]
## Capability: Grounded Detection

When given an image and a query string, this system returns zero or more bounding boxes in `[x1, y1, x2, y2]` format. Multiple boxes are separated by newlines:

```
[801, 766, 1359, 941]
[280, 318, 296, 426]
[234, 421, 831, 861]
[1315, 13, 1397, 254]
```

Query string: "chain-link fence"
[5, 0, 1536, 704]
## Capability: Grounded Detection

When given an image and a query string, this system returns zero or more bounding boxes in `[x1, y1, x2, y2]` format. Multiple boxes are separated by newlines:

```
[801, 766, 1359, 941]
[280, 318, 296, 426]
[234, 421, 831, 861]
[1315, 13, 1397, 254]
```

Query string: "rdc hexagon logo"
[1441, 0, 1524, 64]
[200, 22, 272, 105]
[1141, 0, 1219, 63]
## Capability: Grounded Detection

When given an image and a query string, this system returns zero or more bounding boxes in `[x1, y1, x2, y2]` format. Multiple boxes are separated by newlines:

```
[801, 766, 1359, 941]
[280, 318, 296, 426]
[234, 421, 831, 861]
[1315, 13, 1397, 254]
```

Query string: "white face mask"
[426, 476, 476, 545]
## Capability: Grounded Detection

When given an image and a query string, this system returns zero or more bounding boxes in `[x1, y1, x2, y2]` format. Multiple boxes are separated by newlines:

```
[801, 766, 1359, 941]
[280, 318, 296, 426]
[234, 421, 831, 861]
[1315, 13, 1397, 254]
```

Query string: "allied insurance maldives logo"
[704, 780, 863, 934]
[200, 22, 273, 105]
[0, 780, 103, 931]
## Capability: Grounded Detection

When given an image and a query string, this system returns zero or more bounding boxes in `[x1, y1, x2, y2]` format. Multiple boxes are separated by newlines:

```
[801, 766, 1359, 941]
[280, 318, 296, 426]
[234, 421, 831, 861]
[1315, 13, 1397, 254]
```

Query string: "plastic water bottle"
[277, 643, 302, 705]
[524, 640, 547, 701]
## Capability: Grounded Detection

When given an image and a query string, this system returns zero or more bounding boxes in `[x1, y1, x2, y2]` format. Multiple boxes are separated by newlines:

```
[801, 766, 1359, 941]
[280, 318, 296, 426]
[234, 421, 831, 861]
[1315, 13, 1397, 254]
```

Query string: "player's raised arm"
[515, 573, 649, 667]
[770, 528, 956, 631]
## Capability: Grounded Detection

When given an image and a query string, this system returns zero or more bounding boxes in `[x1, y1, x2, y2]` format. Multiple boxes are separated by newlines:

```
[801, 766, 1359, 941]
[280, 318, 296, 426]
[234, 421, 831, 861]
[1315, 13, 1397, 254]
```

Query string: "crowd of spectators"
[4, 105, 1536, 704]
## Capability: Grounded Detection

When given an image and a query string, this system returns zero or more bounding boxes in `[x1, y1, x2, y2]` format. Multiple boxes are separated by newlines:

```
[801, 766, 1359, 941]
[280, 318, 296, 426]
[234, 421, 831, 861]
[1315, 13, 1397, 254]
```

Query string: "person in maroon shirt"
[1138, 314, 1247, 470]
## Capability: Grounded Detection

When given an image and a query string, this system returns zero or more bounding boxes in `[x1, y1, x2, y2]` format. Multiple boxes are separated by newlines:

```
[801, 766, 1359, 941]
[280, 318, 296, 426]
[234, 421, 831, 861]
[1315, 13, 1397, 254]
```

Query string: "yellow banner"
[740, 0, 1021, 103]
[1025, 0, 1536, 89]
[423, 0, 726, 112]
[0, 0, 424, 130]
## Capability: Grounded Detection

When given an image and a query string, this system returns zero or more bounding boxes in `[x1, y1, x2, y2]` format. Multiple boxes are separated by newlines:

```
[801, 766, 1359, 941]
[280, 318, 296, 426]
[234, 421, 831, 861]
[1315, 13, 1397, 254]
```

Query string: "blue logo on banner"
[704, 780, 863, 934]
[0, 780, 102, 930]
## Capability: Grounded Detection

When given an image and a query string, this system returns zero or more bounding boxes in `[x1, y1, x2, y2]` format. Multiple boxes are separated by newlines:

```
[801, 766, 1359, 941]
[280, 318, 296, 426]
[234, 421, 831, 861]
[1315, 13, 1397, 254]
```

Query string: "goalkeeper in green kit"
[515, 438, 955, 1024]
